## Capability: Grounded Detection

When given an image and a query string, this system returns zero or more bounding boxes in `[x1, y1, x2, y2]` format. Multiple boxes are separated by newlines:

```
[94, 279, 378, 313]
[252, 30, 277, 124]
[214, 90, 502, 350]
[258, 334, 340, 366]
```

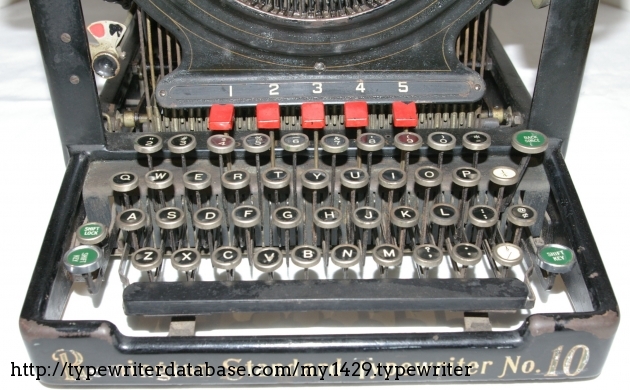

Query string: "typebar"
[123, 278, 529, 316]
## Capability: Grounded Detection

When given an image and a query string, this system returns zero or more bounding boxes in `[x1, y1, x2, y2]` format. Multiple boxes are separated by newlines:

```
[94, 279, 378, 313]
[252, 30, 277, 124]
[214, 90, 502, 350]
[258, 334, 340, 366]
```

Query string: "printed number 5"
[398, 81, 408, 93]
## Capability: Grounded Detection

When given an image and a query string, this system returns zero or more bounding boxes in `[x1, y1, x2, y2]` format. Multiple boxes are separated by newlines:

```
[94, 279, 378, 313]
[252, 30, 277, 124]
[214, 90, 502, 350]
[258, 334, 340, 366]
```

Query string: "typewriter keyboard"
[58, 104, 581, 335]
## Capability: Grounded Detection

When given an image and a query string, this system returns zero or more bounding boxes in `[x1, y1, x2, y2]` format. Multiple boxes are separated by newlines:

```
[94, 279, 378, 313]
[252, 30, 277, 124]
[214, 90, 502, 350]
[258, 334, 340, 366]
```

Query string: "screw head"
[314, 62, 326, 71]
[60, 33, 71, 43]
[69, 75, 80, 84]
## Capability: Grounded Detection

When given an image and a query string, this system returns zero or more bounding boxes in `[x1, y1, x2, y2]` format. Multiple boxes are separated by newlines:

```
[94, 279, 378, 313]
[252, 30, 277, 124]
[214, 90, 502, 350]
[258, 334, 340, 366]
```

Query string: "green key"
[536, 244, 576, 274]
[512, 130, 549, 154]
[63, 245, 103, 275]
[76, 222, 107, 245]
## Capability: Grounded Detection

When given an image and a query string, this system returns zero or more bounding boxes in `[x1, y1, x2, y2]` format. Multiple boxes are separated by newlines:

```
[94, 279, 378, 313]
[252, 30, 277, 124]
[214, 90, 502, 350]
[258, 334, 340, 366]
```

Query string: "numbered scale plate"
[158, 77, 484, 107]
[158, 74, 485, 107]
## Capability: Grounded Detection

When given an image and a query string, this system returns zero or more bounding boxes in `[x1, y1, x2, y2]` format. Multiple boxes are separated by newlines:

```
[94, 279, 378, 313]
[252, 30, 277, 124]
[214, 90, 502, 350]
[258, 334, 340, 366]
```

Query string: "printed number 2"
[269, 84, 279, 96]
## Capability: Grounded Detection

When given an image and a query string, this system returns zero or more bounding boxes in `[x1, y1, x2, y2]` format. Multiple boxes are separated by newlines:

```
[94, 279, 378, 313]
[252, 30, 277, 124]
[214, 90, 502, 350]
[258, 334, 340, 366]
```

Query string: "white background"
[0, 0, 627, 389]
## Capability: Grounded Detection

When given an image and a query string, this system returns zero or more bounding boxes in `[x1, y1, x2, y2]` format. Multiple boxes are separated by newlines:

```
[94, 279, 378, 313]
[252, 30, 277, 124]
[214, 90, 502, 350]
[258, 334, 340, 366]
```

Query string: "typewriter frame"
[20, 0, 619, 385]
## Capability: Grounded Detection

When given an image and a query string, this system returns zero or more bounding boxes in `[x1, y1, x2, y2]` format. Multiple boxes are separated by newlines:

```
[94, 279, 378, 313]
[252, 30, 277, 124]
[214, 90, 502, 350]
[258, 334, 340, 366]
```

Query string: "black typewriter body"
[20, 0, 618, 386]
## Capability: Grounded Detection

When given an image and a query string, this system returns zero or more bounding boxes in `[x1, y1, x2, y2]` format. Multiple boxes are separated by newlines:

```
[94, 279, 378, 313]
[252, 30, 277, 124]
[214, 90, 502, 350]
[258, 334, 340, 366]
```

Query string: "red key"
[301, 102, 326, 130]
[208, 104, 235, 131]
[344, 101, 369, 128]
[256, 102, 281, 130]
[392, 101, 418, 128]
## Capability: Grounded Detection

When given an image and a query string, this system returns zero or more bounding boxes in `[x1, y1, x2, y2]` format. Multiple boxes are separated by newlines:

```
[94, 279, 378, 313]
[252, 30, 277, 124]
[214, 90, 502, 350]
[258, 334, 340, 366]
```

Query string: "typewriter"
[20, 0, 618, 386]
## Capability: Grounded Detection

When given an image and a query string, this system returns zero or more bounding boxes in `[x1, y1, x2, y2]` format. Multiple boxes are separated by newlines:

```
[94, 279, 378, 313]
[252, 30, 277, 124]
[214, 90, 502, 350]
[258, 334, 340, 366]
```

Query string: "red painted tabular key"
[301, 102, 326, 130]
[344, 101, 369, 128]
[208, 104, 235, 131]
[392, 101, 418, 128]
[256, 102, 281, 130]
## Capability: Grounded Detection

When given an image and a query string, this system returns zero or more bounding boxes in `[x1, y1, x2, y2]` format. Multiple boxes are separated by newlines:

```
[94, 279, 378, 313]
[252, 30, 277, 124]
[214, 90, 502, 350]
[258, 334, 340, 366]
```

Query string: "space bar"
[123, 278, 529, 316]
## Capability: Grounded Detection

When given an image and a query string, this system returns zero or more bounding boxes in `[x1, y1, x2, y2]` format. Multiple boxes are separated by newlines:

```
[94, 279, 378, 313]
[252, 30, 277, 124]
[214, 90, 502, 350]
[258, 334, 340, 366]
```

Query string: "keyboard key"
[392, 101, 418, 128]
[208, 104, 235, 131]
[343, 101, 369, 128]
[256, 102, 280, 130]
[301, 102, 326, 129]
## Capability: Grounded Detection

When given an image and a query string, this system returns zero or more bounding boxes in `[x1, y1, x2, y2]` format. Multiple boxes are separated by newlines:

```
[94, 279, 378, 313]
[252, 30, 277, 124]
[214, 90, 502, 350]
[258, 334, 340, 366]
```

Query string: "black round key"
[412, 244, 443, 268]
[242, 133, 271, 154]
[352, 207, 381, 229]
[110, 172, 138, 193]
[168, 134, 196, 154]
[211, 247, 242, 270]
[507, 205, 537, 227]
[430, 204, 459, 226]
[356, 133, 385, 152]
[452, 167, 481, 187]
[331, 244, 361, 268]
[272, 206, 303, 229]
[378, 168, 407, 190]
[232, 205, 261, 228]
[145, 169, 173, 190]
[207, 134, 235, 154]
[193, 207, 222, 230]
[302, 168, 330, 190]
[414, 167, 443, 187]
[321, 134, 349, 154]
[390, 206, 419, 228]
[462, 131, 491, 151]
[221, 169, 250, 190]
[116, 208, 147, 231]
[427, 132, 456, 151]
[134, 134, 163, 154]
[156, 207, 185, 230]
[314, 207, 343, 229]
[131, 248, 162, 271]
[183, 170, 211, 191]
[281, 133, 309, 153]
[254, 247, 283, 273]
[291, 245, 321, 269]
[394, 132, 422, 152]
[372, 244, 403, 267]
[450, 243, 483, 266]
[468, 205, 499, 228]
[171, 248, 201, 272]
[340, 168, 369, 189]
[262, 167, 291, 189]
